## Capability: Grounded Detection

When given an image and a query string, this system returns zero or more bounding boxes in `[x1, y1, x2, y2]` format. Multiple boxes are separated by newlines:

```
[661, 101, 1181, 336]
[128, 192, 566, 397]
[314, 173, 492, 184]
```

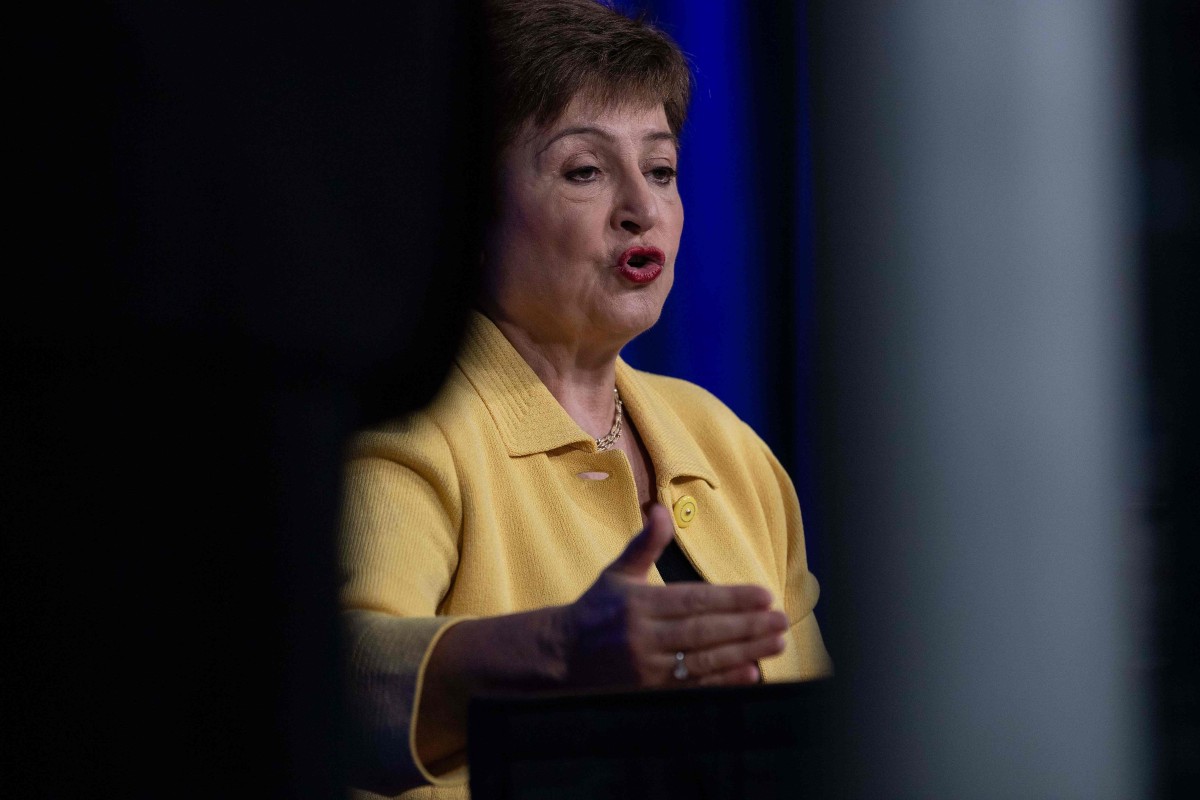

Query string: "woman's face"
[484, 98, 683, 352]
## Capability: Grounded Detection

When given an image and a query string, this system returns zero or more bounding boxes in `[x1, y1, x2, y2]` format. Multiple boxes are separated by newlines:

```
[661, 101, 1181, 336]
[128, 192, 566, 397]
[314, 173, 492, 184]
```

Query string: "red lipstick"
[616, 246, 665, 284]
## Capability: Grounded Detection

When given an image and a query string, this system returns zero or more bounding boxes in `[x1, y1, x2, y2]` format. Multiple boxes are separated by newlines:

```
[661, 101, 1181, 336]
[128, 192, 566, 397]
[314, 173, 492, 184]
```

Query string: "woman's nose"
[612, 172, 660, 235]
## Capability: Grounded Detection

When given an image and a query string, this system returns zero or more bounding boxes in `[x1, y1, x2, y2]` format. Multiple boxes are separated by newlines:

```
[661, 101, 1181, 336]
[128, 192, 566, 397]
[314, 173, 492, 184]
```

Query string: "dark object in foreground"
[469, 679, 834, 800]
[5, 3, 484, 796]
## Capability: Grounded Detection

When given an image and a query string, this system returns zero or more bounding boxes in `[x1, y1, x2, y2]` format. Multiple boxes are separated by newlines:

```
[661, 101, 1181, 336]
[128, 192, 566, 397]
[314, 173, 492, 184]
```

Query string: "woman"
[340, 1, 833, 796]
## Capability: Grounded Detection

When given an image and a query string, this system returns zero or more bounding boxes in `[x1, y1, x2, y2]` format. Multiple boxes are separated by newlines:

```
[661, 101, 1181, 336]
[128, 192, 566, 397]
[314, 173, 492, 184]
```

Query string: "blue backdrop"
[617, 1, 823, 572]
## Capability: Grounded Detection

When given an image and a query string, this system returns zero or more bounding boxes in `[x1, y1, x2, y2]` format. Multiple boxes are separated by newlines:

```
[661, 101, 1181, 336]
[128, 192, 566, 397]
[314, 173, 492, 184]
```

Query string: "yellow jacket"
[340, 313, 832, 799]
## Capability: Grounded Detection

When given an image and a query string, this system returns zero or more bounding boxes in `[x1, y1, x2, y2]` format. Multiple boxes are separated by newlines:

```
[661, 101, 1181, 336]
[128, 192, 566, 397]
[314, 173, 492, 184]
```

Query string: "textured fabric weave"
[340, 312, 833, 799]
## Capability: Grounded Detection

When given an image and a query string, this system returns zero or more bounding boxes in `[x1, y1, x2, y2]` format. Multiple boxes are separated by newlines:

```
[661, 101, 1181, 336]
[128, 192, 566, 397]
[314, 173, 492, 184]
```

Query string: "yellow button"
[673, 495, 698, 528]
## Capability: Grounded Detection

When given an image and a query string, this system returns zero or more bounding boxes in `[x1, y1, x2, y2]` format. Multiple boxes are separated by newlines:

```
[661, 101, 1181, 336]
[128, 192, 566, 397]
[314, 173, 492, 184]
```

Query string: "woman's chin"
[599, 291, 668, 343]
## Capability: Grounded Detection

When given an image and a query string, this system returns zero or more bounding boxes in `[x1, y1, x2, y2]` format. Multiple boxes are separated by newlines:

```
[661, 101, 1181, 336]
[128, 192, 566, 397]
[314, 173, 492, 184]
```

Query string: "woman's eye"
[648, 166, 677, 186]
[565, 166, 600, 183]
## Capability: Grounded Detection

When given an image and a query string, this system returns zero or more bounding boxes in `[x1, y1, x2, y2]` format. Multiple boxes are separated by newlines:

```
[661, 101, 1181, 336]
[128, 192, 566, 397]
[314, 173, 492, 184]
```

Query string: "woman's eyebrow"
[536, 127, 677, 159]
[643, 131, 678, 148]
[536, 126, 613, 159]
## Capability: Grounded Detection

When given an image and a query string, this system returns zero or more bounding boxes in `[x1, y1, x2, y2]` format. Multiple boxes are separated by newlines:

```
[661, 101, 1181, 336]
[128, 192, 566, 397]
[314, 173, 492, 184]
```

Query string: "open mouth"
[616, 246, 665, 284]
[617, 247, 666, 270]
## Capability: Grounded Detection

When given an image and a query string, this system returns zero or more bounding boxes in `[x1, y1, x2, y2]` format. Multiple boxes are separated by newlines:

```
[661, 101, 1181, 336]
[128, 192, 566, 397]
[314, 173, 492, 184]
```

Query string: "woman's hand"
[412, 505, 786, 773]
[556, 504, 788, 687]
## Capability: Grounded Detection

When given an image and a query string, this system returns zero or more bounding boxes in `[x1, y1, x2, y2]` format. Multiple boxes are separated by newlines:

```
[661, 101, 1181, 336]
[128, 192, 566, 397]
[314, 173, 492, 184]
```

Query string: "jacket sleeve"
[755, 432, 834, 680]
[339, 418, 471, 794]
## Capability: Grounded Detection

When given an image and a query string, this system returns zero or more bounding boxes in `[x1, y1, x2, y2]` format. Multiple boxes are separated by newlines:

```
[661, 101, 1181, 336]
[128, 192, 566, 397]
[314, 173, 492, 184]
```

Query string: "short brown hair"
[485, 0, 692, 149]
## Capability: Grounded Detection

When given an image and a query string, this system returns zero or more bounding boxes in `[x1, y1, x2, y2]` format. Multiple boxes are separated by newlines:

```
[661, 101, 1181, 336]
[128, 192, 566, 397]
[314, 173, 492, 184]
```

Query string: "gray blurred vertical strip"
[810, 2, 1148, 798]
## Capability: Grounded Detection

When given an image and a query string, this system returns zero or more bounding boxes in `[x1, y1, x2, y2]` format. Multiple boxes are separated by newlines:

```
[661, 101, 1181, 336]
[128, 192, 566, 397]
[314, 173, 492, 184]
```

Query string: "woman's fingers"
[573, 514, 789, 690]
[635, 582, 774, 618]
[607, 504, 675, 578]
[696, 663, 762, 687]
[648, 609, 788, 652]
[664, 632, 787, 684]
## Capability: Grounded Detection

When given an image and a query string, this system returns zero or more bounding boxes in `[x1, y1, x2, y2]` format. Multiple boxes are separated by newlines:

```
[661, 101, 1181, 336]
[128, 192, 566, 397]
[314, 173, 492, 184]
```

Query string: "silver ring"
[673, 651, 689, 681]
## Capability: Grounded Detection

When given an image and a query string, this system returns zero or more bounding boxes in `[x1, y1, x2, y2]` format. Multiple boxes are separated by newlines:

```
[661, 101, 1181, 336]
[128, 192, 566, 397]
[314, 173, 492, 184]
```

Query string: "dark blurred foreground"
[812, 1, 1197, 798]
[4, 3, 484, 796]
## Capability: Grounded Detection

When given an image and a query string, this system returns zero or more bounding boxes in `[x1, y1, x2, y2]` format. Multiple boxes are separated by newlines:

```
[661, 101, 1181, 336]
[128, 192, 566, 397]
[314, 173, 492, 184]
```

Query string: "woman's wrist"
[443, 606, 573, 693]
[414, 605, 573, 767]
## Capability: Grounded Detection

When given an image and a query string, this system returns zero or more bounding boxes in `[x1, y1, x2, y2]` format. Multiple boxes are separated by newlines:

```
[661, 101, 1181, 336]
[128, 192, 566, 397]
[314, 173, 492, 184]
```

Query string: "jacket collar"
[456, 312, 719, 488]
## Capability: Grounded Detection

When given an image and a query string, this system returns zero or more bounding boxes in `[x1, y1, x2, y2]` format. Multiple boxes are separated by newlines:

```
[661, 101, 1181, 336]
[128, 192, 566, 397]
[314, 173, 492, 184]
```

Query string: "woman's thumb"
[608, 504, 674, 578]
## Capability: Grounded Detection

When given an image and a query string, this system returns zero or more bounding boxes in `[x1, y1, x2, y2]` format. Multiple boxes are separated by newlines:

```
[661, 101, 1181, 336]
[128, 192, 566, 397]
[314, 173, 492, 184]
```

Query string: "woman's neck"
[486, 312, 623, 441]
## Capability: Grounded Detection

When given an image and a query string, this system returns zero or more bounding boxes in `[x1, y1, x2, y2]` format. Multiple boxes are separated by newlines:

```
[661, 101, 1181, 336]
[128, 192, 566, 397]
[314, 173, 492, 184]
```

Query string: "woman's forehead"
[556, 92, 668, 124]
[521, 98, 674, 151]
